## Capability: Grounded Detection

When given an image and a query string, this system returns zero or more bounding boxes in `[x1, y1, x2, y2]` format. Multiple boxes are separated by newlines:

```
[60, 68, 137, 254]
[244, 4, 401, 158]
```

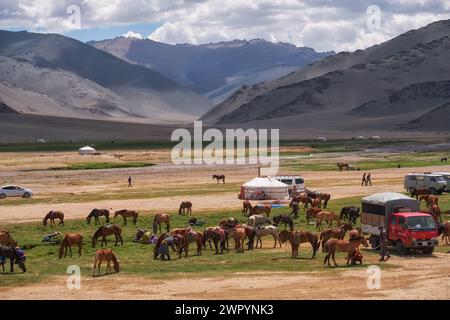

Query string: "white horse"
[255, 226, 282, 248]
[248, 214, 271, 227]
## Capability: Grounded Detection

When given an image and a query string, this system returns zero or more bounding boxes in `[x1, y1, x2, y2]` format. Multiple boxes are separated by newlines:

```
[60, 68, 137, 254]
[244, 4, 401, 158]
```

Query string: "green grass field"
[1, 194, 448, 287]
[49, 162, 155, 171]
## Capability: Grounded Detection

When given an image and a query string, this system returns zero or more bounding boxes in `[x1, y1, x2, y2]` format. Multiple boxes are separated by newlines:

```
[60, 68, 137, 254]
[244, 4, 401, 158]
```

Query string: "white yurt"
[239, 177, 289, 200]
[78, 146, 96, 155]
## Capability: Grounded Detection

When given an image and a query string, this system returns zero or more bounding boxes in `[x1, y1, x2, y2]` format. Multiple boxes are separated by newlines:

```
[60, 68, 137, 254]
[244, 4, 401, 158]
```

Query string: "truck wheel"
[429, 188, 437, 195]
[422, 247, 434, 254]
[23, 192, 31, 198]
[395, 241, 408, 255]
[0, 193, 5, 199]
[369, 235, 380, 250]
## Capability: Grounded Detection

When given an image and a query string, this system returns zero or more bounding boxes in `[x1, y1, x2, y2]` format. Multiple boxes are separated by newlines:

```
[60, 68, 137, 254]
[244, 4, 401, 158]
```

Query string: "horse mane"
[93, 226, 105, 239]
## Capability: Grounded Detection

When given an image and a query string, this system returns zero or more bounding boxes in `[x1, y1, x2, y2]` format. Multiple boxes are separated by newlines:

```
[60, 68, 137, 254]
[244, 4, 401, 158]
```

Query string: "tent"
[78, 146, 96, 155]
[239, 177, 289, 200]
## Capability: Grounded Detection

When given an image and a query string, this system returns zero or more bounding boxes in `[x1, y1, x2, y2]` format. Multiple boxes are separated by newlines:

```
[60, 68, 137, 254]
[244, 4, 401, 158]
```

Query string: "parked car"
[273, 176, 305, 192]
[0, 185, 33, 199]
[429, 172, 450, 191]
[403, 173, 447, 195]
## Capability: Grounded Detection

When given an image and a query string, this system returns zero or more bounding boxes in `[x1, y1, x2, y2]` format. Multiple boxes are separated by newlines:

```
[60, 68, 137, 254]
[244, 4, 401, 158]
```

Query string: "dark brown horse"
[114, 209, 138, 225]
[87, 209, 110, 225]
[153, 213, 170, 233]
[272, 214, 294, 231]
[92, 225, 123, 248]
[279, 230, 319, 258]
[179, 201, 192, 215]
[337, 163, 350, 171]
[213, 174, 225, 184]
[0, 245, 26, 273]
[43, 210, 65, 227]
[290, 192, 310, 210]
[59, 233, 83, 259]
[0, 230, 17, 247]
[203, 227, 229, 254]
[411, 188, 431, 200]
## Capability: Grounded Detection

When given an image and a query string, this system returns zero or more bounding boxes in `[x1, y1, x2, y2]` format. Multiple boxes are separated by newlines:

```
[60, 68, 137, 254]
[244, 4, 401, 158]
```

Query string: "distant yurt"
[78, 146, 96, 155]
[239, 177, 289, 200]
[317, 136, 327, 142]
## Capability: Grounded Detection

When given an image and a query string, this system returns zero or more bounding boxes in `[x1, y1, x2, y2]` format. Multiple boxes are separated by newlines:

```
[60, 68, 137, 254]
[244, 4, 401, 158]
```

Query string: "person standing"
[378, 225, 390, 262]
[366, 173, 372, 186]
[361, 172, 367, 186]
[128, 176, 132, 188]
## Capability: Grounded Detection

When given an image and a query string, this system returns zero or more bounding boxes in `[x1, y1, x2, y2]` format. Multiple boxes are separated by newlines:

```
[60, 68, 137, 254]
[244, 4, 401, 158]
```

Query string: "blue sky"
[64, 23, 161, 42]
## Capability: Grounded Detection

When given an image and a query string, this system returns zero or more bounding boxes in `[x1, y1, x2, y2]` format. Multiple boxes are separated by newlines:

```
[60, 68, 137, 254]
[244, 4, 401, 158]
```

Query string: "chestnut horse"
[153, 213, 170, 233]
[43, 210, 65, 227]
[203, 227, 229, 254]
[92, 225, 123, 248]
[92, 249, 120, 276]
[306, 190, 331, 208]
[0, 230, 17, 247]
[249, 205, 271, 217]
[428, 204, 442, 223]
[411, 188, 431, 200]
[87, 209, 110, 225]
[441, 221, 450, 244]
[172, 228, 203, 256]
[242, 200, 252, 215]
[290, 193, 310, 210]
[279, 230, 319, 258]
[213, 174, 225, 184]
[59, 233, 83, 259]
[234, 227, 246, 253]
[420, 195, 439, 208]
[319, 223, 353, 252]
[316, 211, 341, 231]
[323, 236, 369, 267]
[114, 209, 138, 226]
[306, 207, 322, 224]
[179, 201, 192, 215]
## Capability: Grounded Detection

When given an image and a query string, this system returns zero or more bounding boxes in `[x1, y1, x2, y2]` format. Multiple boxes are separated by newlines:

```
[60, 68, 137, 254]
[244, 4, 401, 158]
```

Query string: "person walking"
[128, 176, 132, 188]
[378, 225, 390, 262]
[361, 172, 367, 186]
[366, 173, 372, 186]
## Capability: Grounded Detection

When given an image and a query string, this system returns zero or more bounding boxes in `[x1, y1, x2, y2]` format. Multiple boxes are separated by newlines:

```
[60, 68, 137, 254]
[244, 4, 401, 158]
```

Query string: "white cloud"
[1, 0, 449, 52]
[122, 30, 143, 39]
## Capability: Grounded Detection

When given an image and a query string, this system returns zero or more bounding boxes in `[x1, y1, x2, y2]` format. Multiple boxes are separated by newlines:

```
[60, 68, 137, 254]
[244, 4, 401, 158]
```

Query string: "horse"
[306, 190, 331, 208]
[153, 213, 170, 233]
[255, 226, 281, 249]
[242, 200, 252, 215]
[114, 209, 138, 226]
[291, 193, 310, 210]
[339, 206, 360, 224]
[319, 223, 353, 252]
[243, 225, 257, 250]
[87, 209, 110, 225]
[441, 157, 448, 163]
[279, 230, 319, 258]
[219, 218, 240, 230]
[153, 233, 184, 259]
[306, 207, 322, 224]
[0, 246, 26, 273]
[59, 233, 83, 259]
[92, 249, 120, 276]
[179, 201, 192, 215]
[429, 204, 442, 223]
[316, 211, 341, 231]
[203, 227, 229, 254]
[91, 225, 123, 248]
[0, 230, 17, 247]
[249, 205, 271, 217]
[234, 227, 246, 253]
[411, 188, 431, 200]
[441, 221, 450, 244]
[337, 163, 349, 171]
[248, 214, 271, 227]
[272, 214, 294, 231]
[323, 236, 369, 267]
[213, 174, 225, 184]
[348, 227, 363, 240]
[43, 210, 65, 227]
[172, 227, 203, 257]
[419, 195, 439, 208]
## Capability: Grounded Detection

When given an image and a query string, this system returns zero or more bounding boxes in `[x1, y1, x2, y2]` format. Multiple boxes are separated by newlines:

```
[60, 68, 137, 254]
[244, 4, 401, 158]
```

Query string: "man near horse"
[361, 172, 367, 186]
[378, 226, 390, 262]
[366, 173, 372, 186]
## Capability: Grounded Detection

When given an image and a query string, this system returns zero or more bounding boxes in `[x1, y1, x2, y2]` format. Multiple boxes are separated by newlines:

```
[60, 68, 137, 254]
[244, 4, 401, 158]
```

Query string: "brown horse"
[319, 223, 353, 252]
[306, 207, 322, 224]
[272, 214, 294, 231]
[153, 233, 184, 259]
[291, 193, 310, 210]
[337, 163, 350, 171]
[213, 174, 225, 184]
[249, 205, 271, 217]
[234, 227, 246, 253]
[59, 233, 83, 259]
[428, 204, 442, 223]
[0, 230, 17, 247]
[203, 227, 229, 254]
[316, 211, 341, 231]
[92, 249, 120, 276]
[179, 201, 192, 215]
[43, 210, 65, 227]
[92, 225, 123, 248]
[420, 195, 439, 208]
[242, 200, 252, 215]
[309, 192, 331, 208]
[411, 188, 431, 200]
[279, 230, 319, 258]
[87, 209, 110, 225]
[171, 228, 204, 257]
[153, 213, 170, 233]
[114, 209, 138, 225]
[323, 236, 369, 267]
[441, 221, 450, 244]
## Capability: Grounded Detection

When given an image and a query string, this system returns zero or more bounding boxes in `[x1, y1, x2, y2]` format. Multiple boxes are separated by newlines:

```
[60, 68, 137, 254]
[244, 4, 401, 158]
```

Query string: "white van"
[430, 172, 450, 191]
[404, 173, 447, 194]
[273, 176, 305, 192]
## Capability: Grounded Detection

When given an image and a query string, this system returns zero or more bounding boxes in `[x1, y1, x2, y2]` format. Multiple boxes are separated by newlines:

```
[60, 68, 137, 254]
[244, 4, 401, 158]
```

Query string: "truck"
[404, 173, 447, 195]
[273, 176, 305, 192]
[361, 192, 439, 255]
[429, 172, 450, 191]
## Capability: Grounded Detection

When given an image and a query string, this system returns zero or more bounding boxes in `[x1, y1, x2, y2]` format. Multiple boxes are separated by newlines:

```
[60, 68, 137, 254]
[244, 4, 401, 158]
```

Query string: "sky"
[1, 0, 449, 52]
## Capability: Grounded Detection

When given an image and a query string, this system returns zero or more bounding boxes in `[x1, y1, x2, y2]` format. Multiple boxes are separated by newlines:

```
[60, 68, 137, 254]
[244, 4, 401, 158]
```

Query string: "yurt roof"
[79, 146, 95, 151]
[243, 177, 288, 187]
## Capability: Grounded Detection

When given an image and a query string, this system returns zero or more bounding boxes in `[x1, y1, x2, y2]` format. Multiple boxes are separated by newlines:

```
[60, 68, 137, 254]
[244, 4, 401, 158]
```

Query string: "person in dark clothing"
[366, 173, 372, 186]
[361, 172, 367, 186]
[378, 226, 390, 262]
[128, 176, 132, 188]
[291, 201, 300, 219]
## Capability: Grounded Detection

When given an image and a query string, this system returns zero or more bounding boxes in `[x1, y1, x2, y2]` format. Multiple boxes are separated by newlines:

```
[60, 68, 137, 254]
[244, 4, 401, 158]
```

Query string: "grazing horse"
[43, 210, 65, 227]
[339, 206, 360, 224]
[87, 209, 110, 225]
[92, 225, 123, 248]
[279, 230, 319, 258]
[114, 209, 138, 226]
[441, 157, 448, 163]
[92, 249, 120, 276]
[337, 163, 349, 171]
[272, 214, 294, 231]
[242, 200, 252, 215]
[153, 233, 184, 259]
[429, 204, 442, 223]
[153, 213, 170, 233]
[234, 227, 246, 253]
[306, 190, 331, 209]
[172, 228, 203, 257]
[411, 188, 431, 200]
[323, 236, 369, 267]
[248, 214, 271, 227]
[319, 223, 353, 252]
[0, 246, 26, 273]
[249, 205, 271, 217]
[441, 221, 450, 244]
[0, 230, 17, 247]
[291, 193, 310, 210]
[203, 227, 229, 254]
[306, 207, 322, 224]
[212, 174, 226, 184]
[219, 218, 240, 230]
[316, 211, 340, 231]
[243, 225, 257, 250]
[59, 233, 83, 259]
[255, 226, 281, 249]
[179, 201, 192, 215]
[420, 195, 439, 208]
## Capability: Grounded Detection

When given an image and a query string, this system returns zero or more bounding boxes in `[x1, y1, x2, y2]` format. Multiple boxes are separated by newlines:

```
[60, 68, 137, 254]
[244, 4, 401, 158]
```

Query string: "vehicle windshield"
[434, 176, 445, 181]
[405, 216, 436, 230]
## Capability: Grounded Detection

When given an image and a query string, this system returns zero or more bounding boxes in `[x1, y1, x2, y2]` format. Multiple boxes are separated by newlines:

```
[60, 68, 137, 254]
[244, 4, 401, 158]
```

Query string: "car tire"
[23, 192, 31, 198]
[0, 193, 5, 199]
[395, 241, 408, 255]
[422, 247, 434, 254]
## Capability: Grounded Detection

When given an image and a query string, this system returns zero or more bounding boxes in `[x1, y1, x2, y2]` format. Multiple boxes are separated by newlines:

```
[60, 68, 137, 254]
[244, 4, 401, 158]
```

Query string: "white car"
[0, 185, 33, 199]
